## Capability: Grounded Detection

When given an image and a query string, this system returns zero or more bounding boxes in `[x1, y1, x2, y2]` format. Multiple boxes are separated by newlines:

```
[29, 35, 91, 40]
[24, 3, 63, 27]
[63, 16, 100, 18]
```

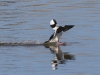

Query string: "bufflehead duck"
[45, 19, 74, 45]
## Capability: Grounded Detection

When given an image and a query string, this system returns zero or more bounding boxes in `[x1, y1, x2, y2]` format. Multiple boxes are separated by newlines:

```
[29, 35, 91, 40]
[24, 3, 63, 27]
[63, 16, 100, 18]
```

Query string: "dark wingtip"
[63, 25, 74, 32]
[65, 25, 74, 27]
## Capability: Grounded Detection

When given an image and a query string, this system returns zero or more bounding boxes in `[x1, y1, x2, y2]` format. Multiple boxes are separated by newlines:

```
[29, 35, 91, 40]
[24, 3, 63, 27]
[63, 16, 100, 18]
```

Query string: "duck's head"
[50, 19, 57, 28]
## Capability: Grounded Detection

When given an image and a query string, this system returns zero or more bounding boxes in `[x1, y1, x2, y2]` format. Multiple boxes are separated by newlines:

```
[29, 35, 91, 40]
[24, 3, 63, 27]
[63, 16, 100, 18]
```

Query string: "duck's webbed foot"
[57, 42, 66, 46]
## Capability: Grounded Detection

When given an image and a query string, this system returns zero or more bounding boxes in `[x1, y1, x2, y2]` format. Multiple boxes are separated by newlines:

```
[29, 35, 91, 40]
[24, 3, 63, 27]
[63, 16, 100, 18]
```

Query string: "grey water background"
[0, 0, 100, 75]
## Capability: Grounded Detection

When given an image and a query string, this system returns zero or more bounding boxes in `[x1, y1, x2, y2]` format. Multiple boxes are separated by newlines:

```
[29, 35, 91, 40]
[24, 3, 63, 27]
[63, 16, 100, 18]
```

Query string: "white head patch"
[50, 19, 57, 25]
[50, 19, 55, 25]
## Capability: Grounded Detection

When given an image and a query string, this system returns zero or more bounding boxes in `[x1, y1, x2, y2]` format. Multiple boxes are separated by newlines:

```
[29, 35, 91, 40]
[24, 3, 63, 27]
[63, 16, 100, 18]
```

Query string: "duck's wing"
[49, 33, 55, 40]
[44, 33, 55, 44]
[63, 25, 74, 32]
[56, 26, 64, 33]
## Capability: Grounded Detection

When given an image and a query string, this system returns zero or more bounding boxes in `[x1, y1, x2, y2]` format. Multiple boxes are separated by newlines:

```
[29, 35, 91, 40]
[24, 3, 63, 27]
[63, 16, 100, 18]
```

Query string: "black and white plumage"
[45, 19, 74, 45]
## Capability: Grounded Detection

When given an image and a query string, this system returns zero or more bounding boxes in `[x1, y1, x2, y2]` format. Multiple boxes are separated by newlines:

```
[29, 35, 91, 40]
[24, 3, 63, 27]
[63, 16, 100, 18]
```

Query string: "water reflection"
[44, 43, 75, 70]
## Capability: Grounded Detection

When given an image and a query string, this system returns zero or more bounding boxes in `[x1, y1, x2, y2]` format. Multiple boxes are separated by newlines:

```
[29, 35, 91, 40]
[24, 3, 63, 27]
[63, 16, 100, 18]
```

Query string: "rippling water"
[0, 0, 100, 75]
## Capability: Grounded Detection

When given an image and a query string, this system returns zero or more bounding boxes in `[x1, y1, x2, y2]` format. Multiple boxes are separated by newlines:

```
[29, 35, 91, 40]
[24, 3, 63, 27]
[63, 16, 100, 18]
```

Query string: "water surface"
[0, 0, 100, 75]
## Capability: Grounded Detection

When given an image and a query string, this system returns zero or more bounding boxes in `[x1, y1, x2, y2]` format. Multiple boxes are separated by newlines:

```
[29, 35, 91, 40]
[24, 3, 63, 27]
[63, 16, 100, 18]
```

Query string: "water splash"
[0, 40, 44, 46]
